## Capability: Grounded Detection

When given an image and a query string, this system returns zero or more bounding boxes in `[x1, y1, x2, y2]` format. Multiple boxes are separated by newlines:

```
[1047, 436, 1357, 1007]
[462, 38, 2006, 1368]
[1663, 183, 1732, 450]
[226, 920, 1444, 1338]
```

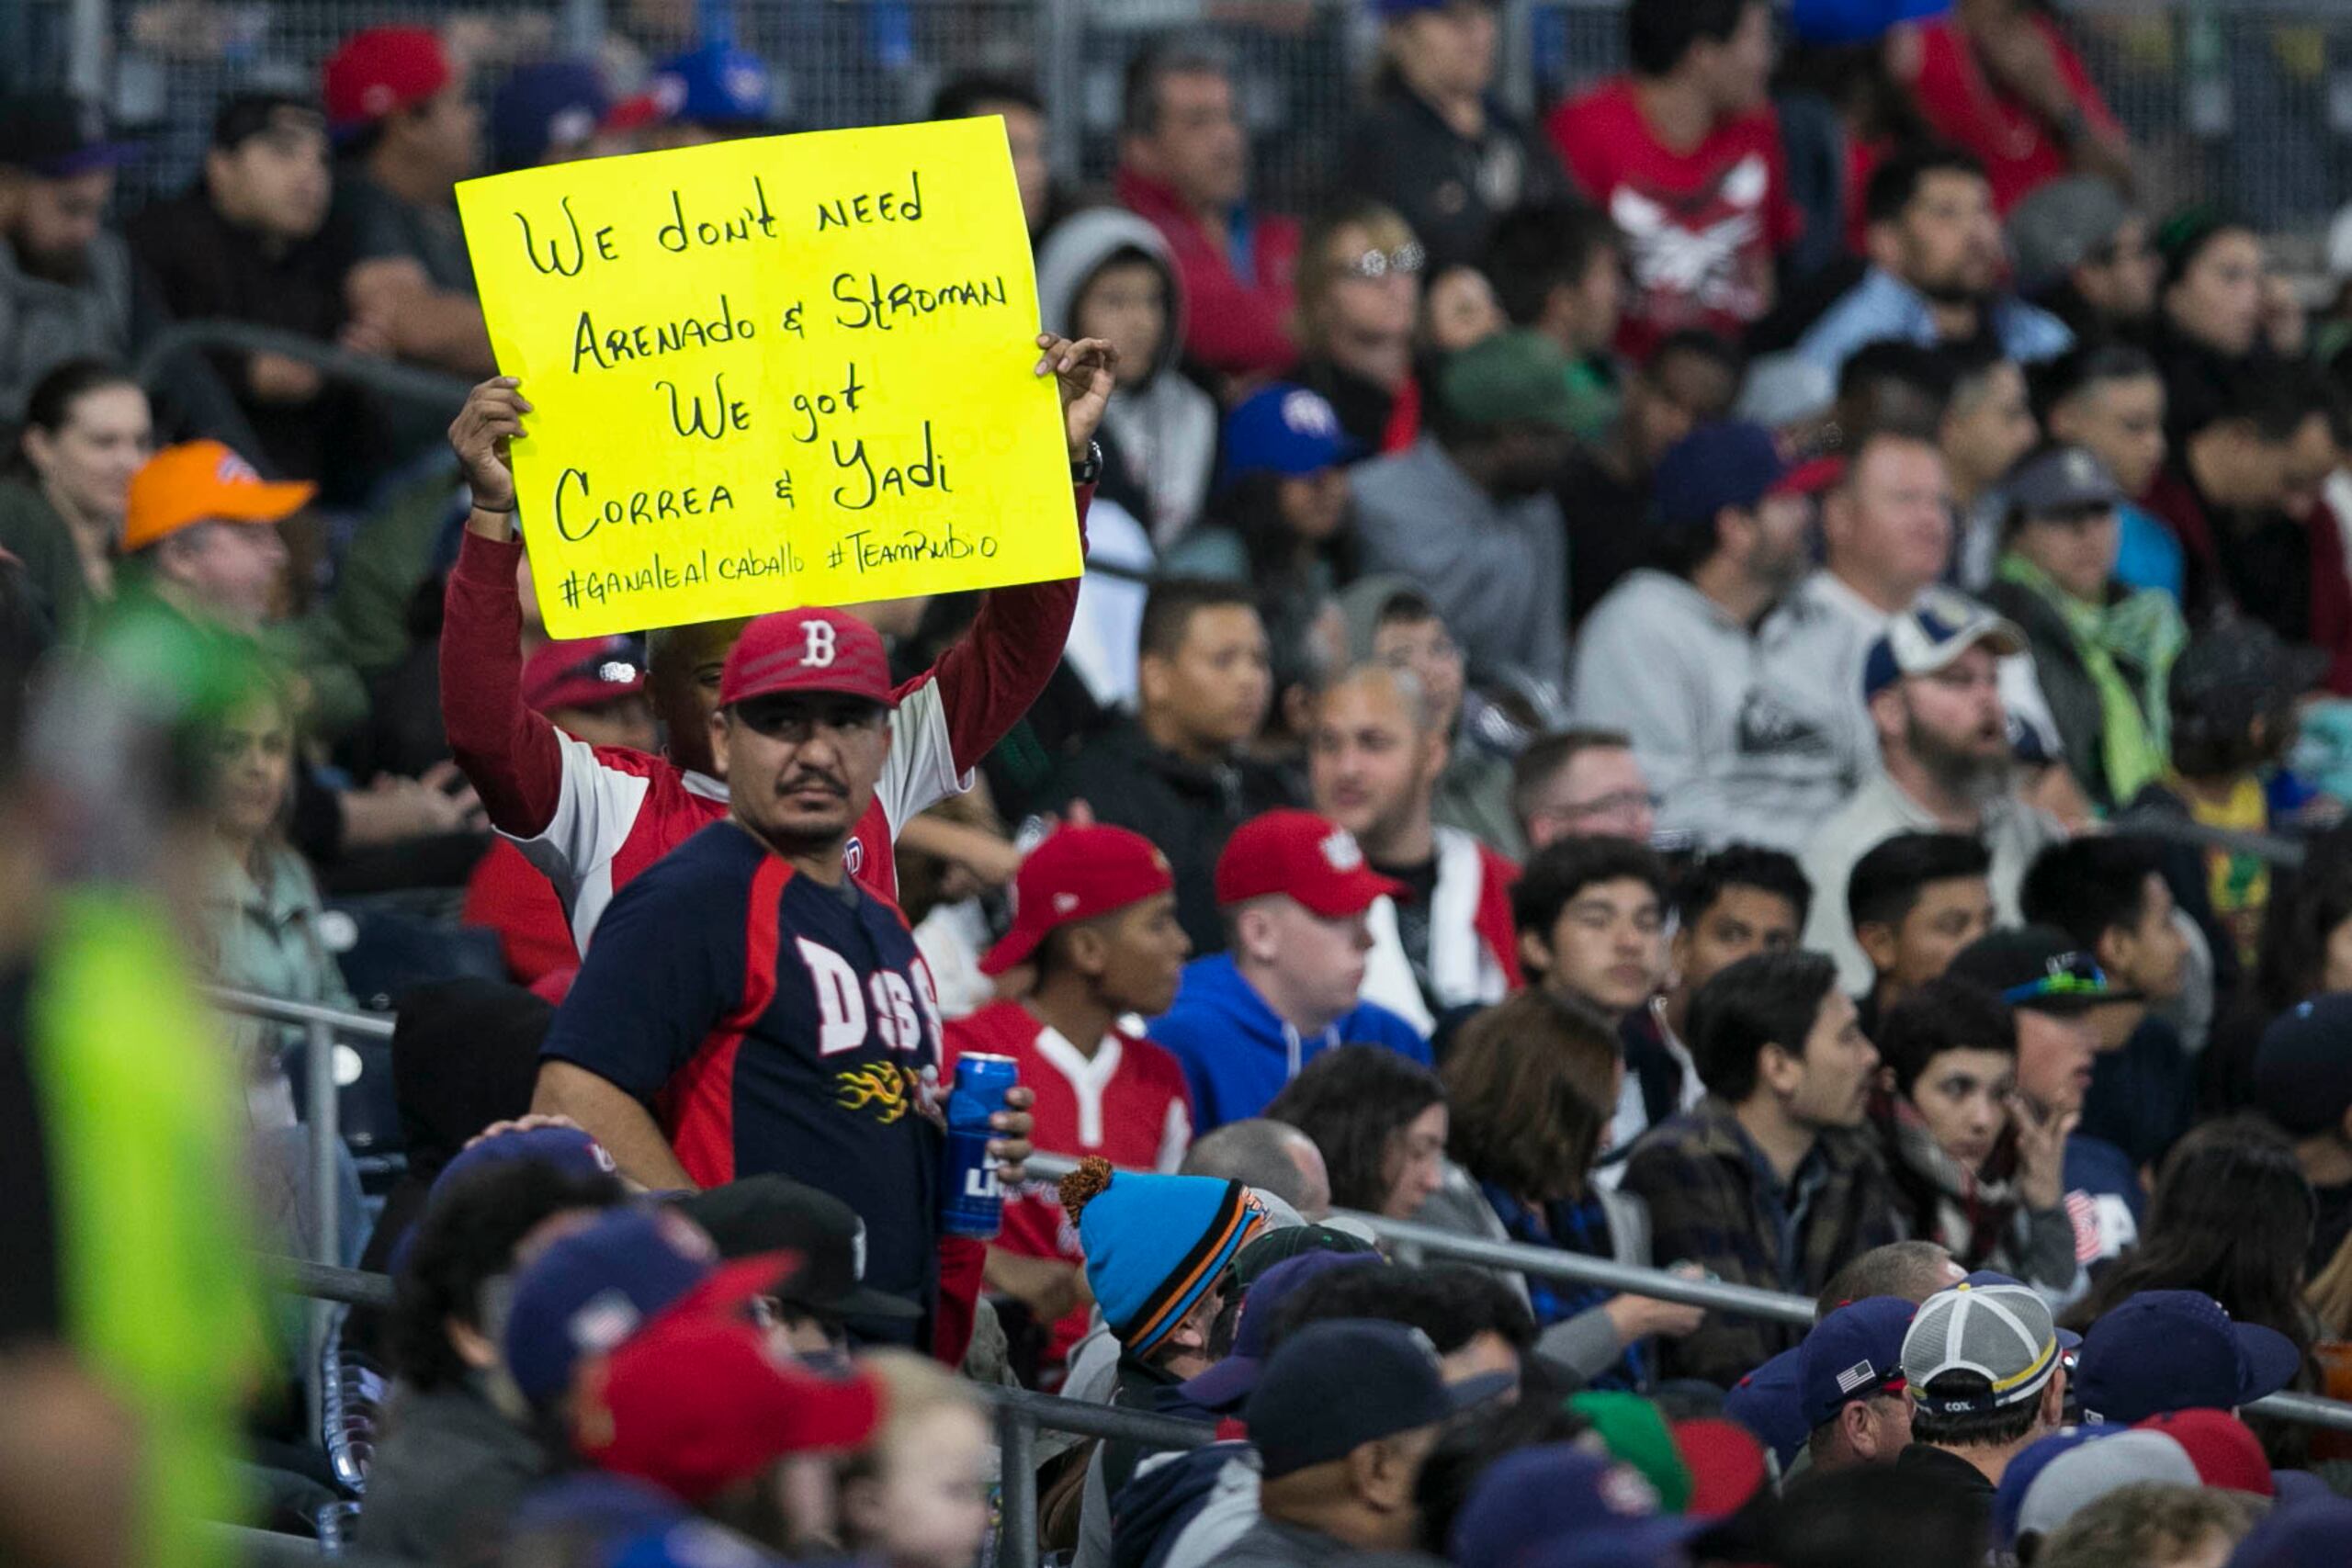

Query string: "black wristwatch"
[1070, 440, 1102, 486]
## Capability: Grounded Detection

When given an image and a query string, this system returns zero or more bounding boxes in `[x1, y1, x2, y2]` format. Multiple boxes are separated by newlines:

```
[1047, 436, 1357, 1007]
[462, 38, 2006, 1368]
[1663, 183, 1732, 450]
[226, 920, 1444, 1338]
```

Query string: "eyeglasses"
[1336, 242, 1426, 281]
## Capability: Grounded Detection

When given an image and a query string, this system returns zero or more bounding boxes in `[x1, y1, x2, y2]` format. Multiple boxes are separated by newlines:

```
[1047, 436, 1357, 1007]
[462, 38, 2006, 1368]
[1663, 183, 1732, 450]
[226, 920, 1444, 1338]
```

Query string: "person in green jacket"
[1983, 444, 2187, 812]
[0, 357, 152, 636]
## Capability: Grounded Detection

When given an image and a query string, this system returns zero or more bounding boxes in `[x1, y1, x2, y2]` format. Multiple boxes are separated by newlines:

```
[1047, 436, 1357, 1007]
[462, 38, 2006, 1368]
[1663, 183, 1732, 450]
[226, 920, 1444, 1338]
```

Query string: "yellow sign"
[456, 118, 1075, 639]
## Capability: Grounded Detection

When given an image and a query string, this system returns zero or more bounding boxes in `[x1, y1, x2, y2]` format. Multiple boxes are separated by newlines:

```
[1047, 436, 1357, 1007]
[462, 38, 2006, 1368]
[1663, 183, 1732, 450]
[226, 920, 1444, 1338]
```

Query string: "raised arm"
[888, 337, 1114, 813]
[440, 378, 567, 836]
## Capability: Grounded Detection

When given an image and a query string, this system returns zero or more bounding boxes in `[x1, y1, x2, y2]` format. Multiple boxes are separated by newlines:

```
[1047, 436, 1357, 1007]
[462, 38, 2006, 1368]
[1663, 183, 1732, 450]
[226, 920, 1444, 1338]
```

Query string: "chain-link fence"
[31, 0, 2352, 244]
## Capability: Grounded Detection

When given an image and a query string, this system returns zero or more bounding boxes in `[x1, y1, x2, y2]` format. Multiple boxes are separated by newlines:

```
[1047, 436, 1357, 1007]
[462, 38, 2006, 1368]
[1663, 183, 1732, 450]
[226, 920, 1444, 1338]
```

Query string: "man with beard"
[1308, 662, 1520, 1036]
[0, 95, 136, 420]
[1353, 330, 1577, 685]
[1573, 422, 1857, 853]
[1801, 602, 2068, 987]
[1778, 428, 2064, 777]
[1794, 146, 2073, 378]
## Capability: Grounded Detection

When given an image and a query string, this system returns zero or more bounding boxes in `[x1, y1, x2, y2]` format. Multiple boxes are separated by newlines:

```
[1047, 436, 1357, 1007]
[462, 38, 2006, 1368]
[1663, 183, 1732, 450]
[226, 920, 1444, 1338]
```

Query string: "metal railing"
[138, 321, 480, 424]
[256, 1255, 1214, 1568]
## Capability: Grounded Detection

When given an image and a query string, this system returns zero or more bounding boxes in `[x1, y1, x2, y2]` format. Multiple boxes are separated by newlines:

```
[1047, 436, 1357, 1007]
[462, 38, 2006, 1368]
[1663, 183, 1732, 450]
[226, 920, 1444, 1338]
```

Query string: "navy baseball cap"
[503, 1206, 742, 1406]
[491, 59, 609, 172]
[2073, 1291, 2301, 1425]
[2254, 995, 2352, 1138]
[2005, 444, 2124, 519]
[1449, 1443, 1712, 1566]
[1791, 0, 1949, 45]
[0, 92, 134, 179]
[1177, 1250, 1382, 1413]
[1243, 1319, 1507, 1479]
[1220, 384, 1355, 486]
[1945, 927, 2120, 1015]
[1722, 1346, 1807, 1471]
[2229, 1492, 2352, 1567]
[1799, 1296, 1916, 1430]
[1650, 422, 1792, 530]
[389, 1123, 619, 1271]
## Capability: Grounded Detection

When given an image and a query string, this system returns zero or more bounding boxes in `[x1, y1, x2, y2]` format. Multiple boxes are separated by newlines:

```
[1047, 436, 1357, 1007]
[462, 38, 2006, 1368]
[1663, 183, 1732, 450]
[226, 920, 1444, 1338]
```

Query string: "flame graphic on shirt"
[834, 1063, 910, 1123]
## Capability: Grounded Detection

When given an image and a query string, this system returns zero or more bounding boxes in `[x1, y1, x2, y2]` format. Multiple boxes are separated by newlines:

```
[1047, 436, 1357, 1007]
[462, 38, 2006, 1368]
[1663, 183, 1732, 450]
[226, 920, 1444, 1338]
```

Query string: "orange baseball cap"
[122, 441, 315, 552]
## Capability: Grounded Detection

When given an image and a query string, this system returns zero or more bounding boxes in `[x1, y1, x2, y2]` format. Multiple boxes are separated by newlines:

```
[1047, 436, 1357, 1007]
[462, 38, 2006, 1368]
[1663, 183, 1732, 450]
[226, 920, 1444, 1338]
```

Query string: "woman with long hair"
[1421, 987, 1702, 1386]
[0, 358, 153, 632]
[1291, 199, 1431, 456]
[1264, 1043, 1447, 1219]
[2066, 1115, 2317, 1461]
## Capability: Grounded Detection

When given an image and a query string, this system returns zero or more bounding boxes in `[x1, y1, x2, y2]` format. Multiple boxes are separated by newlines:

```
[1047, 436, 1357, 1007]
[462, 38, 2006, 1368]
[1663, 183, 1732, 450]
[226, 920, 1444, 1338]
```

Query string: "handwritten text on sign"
[454, 118, 1075, 638]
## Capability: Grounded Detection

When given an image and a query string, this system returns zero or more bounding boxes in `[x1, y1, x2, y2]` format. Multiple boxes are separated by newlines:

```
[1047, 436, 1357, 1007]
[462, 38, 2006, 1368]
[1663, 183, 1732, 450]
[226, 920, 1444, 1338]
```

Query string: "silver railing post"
[998, 1399, 1040, 1568]
[305, 1014, 340, 1437]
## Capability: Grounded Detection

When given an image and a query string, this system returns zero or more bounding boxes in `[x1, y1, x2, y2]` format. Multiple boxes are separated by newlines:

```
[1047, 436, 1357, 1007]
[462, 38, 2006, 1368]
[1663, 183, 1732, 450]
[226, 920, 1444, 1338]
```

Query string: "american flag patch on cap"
[1835, 1360, 1877, 1394]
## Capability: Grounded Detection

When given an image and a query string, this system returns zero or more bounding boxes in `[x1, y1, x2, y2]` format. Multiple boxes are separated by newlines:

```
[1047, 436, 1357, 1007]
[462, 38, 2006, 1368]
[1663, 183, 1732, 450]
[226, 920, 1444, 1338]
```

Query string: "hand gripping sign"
[456, 117, 1077, 638]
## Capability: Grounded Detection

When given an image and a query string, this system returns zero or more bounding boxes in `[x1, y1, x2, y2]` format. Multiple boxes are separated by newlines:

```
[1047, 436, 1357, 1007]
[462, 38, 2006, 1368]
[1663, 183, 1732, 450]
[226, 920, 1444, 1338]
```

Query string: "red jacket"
[1114, 166, 1300, 382]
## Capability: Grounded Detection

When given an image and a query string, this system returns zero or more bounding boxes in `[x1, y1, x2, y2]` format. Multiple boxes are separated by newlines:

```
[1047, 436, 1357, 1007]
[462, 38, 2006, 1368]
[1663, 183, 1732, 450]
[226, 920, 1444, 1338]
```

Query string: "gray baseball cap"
[2013, 1429, 2199, 1542]
[2008, 175, 2133, 298]
[2005, 445, 2123, 519]
[1902, 1279, 2070, 1416]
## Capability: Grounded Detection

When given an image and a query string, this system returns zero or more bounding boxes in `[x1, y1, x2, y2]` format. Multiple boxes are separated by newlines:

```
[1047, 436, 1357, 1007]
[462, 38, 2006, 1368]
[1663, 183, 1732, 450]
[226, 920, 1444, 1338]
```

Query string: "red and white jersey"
[944, 999, 1193, 1365]
[517, 683, 961, 953]
[441, 489, 1087, 957]
[1357, 825, 1523, 1034]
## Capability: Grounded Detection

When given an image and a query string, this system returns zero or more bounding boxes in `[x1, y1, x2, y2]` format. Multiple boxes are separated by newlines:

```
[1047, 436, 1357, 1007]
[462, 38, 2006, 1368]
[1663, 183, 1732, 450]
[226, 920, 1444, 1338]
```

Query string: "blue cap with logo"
[1799, 1296, 1917, 1430]
[1221, 384, 1355, 485]
[2073, 1290, 2301, 1425]
[1450, 1443, 1712, 1566]
[650, 42, 776, 130]
[502, 1205, 721, 1406]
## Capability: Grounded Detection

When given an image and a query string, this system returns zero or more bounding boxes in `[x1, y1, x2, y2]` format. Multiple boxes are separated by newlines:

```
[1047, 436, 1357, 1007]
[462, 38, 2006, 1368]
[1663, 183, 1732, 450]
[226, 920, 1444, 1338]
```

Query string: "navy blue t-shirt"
[541, 822, 944, 1310]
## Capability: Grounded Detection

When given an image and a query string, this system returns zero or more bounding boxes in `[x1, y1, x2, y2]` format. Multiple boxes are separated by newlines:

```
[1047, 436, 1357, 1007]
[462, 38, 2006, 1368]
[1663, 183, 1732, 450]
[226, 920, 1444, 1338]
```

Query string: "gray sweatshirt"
[1570, 570, 1863, 852]
[1351, 438, 1569, 686]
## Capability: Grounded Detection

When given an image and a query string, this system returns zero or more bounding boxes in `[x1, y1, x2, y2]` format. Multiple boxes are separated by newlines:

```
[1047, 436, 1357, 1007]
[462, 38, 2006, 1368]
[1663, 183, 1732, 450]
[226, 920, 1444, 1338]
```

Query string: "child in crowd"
[841, 1350, 998, 1568]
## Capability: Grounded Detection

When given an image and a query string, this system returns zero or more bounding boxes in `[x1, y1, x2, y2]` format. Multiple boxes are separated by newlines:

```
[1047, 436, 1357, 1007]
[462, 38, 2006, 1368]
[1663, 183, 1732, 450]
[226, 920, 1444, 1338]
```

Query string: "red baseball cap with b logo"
[981, 826, 1176, 976]
[1215, 809, 1405, 918]
[718, 608, 896, 709]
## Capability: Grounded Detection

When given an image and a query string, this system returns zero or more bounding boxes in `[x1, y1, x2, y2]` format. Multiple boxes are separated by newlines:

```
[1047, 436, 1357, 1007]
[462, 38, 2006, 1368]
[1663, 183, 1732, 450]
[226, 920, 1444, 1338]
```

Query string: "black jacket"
[1338, 82, 1571, 273]
[1046, 723, 1298, 956]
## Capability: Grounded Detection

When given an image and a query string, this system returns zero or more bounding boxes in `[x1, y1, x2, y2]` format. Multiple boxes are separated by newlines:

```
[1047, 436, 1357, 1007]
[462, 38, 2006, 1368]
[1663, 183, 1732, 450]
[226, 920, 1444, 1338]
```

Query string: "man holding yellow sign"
[439, 115, 1114, 950]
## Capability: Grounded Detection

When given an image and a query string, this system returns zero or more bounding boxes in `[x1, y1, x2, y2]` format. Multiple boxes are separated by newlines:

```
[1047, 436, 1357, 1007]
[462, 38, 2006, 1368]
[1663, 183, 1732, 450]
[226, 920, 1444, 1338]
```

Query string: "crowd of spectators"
[26, 0, 2352, 1564]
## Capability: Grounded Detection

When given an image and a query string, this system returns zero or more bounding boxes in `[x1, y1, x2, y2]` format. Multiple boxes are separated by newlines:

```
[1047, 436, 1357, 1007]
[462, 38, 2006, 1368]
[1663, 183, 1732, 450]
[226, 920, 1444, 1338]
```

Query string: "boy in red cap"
[944, 824, 1196, 1378]
[462, 636, 653, 986]
[322, 25, 492, 376]
[1147, 808, 1431, 1131]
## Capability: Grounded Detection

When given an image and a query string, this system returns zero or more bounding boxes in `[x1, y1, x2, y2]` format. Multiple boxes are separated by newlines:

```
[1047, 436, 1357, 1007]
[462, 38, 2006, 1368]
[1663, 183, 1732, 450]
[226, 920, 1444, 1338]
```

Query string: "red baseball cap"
[573, 1250, 885, 1501]
[718, 608, 895, 710]
[980, 826, 1175, 976]
[322, 27, 452, 130]
[1214, 809, 1404, 918]
[2133, 1409, 2273, 1495]
[523, 636, 644, 716]
[1672, 1417, 1768, 1519]
[1773, 454, 1847, 499]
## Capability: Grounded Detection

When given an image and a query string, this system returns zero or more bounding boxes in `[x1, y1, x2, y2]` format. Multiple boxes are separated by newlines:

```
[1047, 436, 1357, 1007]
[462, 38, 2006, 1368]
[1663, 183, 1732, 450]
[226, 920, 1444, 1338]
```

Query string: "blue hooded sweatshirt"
[1146, 953, 1430, 1132]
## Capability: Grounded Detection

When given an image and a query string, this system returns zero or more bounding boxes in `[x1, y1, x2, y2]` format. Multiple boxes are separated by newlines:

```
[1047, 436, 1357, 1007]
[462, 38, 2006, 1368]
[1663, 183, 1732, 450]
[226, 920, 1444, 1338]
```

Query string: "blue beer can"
[941, 1053, 1018, 1238]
